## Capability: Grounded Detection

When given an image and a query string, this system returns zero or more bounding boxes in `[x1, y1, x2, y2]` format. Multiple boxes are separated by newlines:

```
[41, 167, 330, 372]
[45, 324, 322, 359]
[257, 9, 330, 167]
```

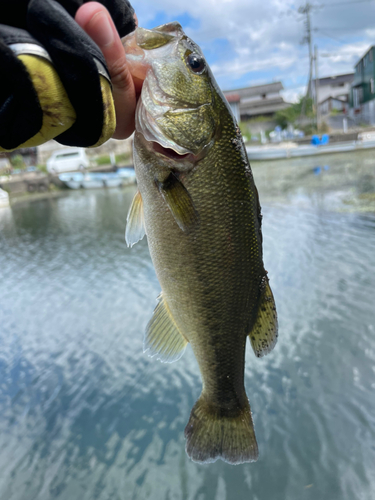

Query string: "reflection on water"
[0, 150, 375, 500]
[253, 149, 375, 213]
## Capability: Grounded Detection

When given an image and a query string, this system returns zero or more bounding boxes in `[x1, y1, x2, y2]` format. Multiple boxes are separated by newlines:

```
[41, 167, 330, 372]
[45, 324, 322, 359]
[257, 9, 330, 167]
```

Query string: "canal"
[0, 150, 374, 500]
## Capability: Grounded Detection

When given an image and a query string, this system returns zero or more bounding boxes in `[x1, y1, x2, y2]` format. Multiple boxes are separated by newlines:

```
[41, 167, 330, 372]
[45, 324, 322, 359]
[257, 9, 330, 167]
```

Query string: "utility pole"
[314, 45, 320, 130]
[299, 2, 314, 117]
[299, 2, 314, 99]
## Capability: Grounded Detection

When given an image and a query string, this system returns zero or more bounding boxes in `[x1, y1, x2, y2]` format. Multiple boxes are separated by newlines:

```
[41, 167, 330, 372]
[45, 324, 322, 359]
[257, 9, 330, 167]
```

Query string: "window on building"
[370, 50, 373, 62]
[364, 55, 367, 67]
[371, 78, 374, 94]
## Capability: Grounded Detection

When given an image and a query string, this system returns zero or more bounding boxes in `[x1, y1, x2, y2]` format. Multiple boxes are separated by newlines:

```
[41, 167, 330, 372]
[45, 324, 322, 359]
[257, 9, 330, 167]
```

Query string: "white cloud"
[132, 0, 375, 92]
[281, 86, 306, 104]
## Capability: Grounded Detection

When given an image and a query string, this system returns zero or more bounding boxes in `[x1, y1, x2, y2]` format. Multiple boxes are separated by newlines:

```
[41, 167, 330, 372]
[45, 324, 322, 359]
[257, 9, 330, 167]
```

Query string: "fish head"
[123, 23, 219, 170]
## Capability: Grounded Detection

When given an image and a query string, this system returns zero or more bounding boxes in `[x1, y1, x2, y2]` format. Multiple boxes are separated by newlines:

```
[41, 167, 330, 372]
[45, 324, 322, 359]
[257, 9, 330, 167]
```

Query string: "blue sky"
[132, 0, 375, 102]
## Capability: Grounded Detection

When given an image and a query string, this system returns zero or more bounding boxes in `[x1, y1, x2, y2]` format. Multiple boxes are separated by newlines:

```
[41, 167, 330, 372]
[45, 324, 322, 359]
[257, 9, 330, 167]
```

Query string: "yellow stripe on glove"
[0, 54, 116, 152]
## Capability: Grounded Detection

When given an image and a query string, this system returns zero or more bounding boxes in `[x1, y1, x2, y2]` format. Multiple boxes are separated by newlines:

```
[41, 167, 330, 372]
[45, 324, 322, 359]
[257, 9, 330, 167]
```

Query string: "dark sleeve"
[1, 0, 136, 37]
[0, 0, 136, 149]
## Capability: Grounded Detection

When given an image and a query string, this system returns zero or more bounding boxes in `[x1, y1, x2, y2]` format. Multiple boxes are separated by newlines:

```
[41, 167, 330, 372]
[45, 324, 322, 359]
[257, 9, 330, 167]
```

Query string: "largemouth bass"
[122, 23, 278, 465]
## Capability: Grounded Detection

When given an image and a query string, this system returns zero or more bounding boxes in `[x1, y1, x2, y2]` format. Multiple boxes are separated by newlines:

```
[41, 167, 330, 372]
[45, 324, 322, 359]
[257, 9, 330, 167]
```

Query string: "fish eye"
[186, 53, 206, 74]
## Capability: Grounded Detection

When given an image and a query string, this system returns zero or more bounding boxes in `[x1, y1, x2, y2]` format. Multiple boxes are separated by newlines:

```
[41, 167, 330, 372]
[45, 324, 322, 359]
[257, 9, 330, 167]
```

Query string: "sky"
[132, 0, 375, 103]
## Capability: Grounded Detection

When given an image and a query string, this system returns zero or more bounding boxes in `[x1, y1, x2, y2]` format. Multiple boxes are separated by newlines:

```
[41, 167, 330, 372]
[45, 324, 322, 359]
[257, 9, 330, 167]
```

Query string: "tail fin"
[184, 395, 258, 465]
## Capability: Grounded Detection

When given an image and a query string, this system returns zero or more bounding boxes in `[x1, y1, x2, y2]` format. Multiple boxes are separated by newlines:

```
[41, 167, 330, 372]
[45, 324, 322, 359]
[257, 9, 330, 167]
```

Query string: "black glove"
[0, 0, 136, 152]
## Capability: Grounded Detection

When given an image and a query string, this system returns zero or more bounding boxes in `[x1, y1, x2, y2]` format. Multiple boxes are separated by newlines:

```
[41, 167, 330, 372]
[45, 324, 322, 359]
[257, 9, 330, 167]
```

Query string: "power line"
[315, 29, 346, 43]
[319, 0, 374, 7]
[317, 26, 368, 30]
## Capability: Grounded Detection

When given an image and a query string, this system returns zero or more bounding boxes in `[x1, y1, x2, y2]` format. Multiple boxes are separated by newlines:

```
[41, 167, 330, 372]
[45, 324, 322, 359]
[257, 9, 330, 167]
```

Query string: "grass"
[95, 155, 111, 165]
[95, 153, 132, 166]
[37, 164, 47, 173]
[246, 115, 273, 123]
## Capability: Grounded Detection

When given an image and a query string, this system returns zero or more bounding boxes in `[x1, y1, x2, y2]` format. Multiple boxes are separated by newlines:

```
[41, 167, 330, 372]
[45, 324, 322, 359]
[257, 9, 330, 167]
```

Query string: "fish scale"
[123, 22, 278, 464]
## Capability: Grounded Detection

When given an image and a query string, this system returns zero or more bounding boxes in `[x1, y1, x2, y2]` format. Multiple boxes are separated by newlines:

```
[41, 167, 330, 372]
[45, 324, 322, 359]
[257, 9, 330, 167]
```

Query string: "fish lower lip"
[151, 142, 192, 160]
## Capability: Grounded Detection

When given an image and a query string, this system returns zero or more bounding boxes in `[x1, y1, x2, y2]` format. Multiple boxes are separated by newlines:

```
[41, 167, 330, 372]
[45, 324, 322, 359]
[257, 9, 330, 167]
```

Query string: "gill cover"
[123, 23, 217, 158]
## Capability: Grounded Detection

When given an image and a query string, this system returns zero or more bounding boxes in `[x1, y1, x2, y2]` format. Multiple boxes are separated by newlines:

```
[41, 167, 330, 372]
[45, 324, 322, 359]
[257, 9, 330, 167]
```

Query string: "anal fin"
[249, 277, 278, 358]
[125, 190, 145, 247]
[145, 293, 188, 363]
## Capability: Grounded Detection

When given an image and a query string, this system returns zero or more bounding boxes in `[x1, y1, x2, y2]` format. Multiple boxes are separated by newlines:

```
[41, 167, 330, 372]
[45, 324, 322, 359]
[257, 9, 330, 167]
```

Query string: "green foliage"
[96, 155, 110, 166]
[238, 122, 251, 141]
[10, 154, 25, 169]
[116, 153, 131, 164]
[300, 123, 316, 136]
[275, 97, 314, 129]
[246, 115, 272, 123]
[330, 108, 341, 116]
[95, 153, 131, 166]
[37, 164, 47, 173]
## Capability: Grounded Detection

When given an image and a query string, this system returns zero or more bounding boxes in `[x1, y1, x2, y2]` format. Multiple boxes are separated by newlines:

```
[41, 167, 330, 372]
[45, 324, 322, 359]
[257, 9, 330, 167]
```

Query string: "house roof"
[319, 95, 348, 105]
[223, 82, 284, 99]
[315, 73, 354, 86]
[356, 45, 374, 65]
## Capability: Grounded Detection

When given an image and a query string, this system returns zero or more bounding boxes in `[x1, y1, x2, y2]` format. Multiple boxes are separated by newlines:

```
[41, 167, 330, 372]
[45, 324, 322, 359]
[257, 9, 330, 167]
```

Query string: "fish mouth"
[150, 142, 194, 161]
[136, 74, 197, 162]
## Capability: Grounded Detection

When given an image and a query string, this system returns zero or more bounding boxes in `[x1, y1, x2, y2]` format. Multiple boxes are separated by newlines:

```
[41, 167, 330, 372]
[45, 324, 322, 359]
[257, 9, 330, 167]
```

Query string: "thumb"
[75, 1, 136, 139]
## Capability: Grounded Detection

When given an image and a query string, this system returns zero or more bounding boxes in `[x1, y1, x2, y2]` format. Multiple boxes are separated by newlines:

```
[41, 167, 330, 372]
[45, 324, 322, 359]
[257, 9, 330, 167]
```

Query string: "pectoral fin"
[249, 278, 278, 357]
[145, 293, 188, 363]
[158, 173, 199, 232]
[125, 190, 146, 247]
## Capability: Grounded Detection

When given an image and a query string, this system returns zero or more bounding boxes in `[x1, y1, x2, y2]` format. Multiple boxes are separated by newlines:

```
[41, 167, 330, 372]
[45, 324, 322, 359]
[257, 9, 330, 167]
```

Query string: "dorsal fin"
[145, 293, 188, 363]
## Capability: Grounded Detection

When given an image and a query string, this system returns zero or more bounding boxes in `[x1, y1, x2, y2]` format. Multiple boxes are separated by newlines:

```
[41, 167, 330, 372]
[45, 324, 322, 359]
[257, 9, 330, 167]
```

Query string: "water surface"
[1, 150, 375, 499]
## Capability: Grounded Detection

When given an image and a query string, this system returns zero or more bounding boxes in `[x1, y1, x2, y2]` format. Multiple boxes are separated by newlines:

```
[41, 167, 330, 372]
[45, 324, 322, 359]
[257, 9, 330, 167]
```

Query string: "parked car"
[46, 148, 90, 174]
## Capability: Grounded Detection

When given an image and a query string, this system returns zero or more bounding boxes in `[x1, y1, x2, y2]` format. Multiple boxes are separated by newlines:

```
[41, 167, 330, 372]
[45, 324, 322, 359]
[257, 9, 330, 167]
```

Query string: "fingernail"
[91, 12, 114, 48]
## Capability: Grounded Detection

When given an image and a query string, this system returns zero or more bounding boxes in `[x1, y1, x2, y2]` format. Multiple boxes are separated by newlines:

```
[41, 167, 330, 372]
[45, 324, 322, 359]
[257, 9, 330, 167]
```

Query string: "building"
[319, 95, 349, 115]
[0, 147, 37, 167]
[37, 137, 133, 164]
[224, 92, 241, 122]
[223, 82, 290, 121]
[314, 73, 354, 115]
[349, 46, 375, 125]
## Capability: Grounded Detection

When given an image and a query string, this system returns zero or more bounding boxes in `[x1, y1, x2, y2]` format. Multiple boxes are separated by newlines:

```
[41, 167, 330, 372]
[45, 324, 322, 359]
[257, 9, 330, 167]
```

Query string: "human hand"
[75, 2, 142, 140]
[0, 0, 136, 152]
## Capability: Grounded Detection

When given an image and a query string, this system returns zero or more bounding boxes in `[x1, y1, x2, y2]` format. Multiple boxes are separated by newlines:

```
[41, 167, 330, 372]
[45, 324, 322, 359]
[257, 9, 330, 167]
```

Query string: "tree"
[275, 97, 314, 129]
[10, 154, 25, 170]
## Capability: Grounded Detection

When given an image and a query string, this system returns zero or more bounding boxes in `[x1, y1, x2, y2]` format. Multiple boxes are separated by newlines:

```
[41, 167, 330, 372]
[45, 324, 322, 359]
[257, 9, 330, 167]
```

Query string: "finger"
[75, 2, 136, 139]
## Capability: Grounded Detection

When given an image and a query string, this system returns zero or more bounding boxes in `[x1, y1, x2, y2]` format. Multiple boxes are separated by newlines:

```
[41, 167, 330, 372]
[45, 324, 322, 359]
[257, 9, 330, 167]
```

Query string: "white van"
[47, 148, 90, 174]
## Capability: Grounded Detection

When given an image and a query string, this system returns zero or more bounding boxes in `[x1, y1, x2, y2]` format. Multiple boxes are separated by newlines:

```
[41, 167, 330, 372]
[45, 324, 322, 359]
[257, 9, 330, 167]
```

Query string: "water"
[1, 150, 375, 500]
